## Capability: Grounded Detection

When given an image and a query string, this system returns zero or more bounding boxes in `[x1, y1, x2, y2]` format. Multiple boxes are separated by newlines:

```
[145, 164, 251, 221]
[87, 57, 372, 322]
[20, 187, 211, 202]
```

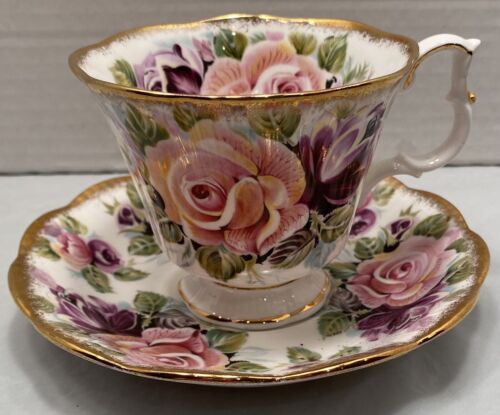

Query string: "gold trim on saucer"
[8, 176, 490, 385]
[178, 275, 331, 325]
[69, 14, 419, 104]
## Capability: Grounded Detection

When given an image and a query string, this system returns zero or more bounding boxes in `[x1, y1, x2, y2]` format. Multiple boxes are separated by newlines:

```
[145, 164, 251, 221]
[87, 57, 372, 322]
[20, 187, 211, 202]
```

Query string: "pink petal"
[346, 283, 388, 309]
[241, 41, 295, 87]
[223, 214, 269, 254]
[199, 348, 229, 368]
[257, 138, 306, 205]
[257, 204, 309, 254]
[182, 218, 225, 246]
[201, 58, 248, 95]
[189, 120, 261, 167]
[258, 175, 288, 209]
[142, 327, 195, 345]
[296, 55, 328, 90]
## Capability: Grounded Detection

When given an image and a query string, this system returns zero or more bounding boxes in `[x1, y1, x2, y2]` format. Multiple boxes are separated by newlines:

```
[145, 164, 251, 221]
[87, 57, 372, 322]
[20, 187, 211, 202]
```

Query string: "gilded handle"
[362, 34, 480, 198]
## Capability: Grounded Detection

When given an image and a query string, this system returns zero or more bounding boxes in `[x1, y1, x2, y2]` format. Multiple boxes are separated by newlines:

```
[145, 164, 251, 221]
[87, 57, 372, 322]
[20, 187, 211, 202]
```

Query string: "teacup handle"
[362, 34, 480, 199]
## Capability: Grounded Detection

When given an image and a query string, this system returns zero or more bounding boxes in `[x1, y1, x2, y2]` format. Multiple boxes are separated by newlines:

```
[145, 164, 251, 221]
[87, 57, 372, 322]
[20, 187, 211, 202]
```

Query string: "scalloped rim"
[68, 14, 419, 104]
[8, 176, 490, 386]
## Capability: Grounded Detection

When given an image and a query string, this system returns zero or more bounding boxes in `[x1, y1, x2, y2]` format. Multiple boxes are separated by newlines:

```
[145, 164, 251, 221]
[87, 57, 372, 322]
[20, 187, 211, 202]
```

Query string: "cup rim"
[69, 13, 419, 103]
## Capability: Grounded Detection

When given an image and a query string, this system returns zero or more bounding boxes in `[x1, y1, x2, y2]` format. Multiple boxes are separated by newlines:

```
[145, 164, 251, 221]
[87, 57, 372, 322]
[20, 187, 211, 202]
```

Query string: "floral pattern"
[25, 178, 480, 376]
[103, 98, 387, 284]
[101, 26, 384, 285]
[110, 28, 371, 96]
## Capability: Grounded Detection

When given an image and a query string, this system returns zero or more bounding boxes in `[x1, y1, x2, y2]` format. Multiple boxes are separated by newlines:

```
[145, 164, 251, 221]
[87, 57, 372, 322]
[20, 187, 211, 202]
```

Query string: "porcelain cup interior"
[70, 15, 419, 289]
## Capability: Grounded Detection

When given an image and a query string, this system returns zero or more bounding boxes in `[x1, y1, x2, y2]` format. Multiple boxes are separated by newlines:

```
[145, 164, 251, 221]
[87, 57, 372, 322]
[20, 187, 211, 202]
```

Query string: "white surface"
[1, 0, 499, 172]
[0, 168, 498, 414]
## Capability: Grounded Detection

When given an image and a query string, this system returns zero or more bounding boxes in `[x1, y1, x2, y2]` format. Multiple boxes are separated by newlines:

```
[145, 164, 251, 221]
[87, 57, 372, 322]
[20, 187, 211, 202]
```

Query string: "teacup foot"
[178, 270, 331, 330]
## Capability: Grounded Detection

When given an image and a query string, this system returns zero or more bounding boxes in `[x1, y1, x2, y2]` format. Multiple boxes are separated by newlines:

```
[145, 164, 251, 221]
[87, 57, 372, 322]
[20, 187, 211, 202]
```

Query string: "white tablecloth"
[1, 168, 498, 414]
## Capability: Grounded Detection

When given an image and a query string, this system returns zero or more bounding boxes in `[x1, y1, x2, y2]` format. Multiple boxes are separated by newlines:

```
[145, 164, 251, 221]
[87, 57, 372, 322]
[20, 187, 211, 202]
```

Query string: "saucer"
[9, 176, 489, 386]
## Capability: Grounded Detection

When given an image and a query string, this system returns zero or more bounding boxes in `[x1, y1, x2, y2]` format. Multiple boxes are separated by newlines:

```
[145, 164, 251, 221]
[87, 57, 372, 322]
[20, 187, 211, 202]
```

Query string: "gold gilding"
[8, 176, 490, 384]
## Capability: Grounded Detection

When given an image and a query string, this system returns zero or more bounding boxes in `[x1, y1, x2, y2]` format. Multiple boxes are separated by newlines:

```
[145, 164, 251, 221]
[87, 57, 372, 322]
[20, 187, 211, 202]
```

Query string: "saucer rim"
[8, 176, 490, 385]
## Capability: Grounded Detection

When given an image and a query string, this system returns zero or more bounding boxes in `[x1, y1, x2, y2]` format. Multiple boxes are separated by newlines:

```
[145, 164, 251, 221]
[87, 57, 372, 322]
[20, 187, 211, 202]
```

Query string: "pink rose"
[52, 232, 92, 269]
[146, 120, 308, 255]
[98, 327, 228, 369]
[201, 40, 328, 95]
[347, 230, 459, 308]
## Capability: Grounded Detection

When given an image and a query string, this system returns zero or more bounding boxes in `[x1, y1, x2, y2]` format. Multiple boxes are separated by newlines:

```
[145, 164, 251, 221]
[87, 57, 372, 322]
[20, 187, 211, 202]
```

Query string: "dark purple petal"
[311, 126, 334, 178]
[117, 204, 141, 227]
[350, 208, 376, 236]
[164, 66, 202, 94]
[389, 217, 413, 240]
[88, 239, 122, 272]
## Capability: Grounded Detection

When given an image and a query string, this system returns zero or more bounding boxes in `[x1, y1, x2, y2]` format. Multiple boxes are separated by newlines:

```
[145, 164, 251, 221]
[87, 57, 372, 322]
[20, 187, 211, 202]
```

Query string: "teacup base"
[178, 270, 331, 330]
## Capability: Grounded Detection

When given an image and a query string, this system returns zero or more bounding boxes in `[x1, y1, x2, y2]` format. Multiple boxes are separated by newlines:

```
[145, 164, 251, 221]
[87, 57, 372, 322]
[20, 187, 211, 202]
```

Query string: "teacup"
[70, 14, 479, 329]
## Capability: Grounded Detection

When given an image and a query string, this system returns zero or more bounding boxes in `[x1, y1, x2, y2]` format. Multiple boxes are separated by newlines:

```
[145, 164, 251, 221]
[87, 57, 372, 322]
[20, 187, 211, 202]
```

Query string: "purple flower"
[357, 288, 444, 341]
[117, 204, 141, 227]
[329, 287, 364, 312]
[134, 44, 204, 94]
[42, 221, 62, 237]
[88, 239, 122, 273]
[389, 217, 413, 240]
[299, 103, 385, 214]
[350, 208, 376, 236]
[193, 38, 214, 65]
[58, 294, 140, 335]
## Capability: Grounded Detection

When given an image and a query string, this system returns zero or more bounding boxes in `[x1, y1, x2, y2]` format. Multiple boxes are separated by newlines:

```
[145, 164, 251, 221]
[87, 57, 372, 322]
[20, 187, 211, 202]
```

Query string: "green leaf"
[213, 29, 248, 60]
[206, 329, 248, 353]
[159, 219, 184, 243]
[287, 346, 321, 363]
[381, 227, 398, 250]
[373, 184, 395, 206]
[32, 295, 55, 313]
[195, 246, 245, 281]
[445, 256, 473, 284]
[446, 238, 468, 253]
[342, 61, 370, 84]
[133, 291, 167, 315]
[128, 235, 161, 256]
[126, 183, 144, 209]
[317, 311, 352, 338]
[268, 230, 315, 269]
[413, 214, 449, 239]
[318, 34, 347, 73]
[443, 288, 469, 303]
[288, 32, 317, 55]
[399, 204, 419, 217]
[60, 214, 88, 235]
[81, 265, 112, 293]
[320, 204, 354, 243]
[110, 59, 137, 87]
[330, 345, 361, 359]
[173, 105, 215, 131]
[225, 361, 269, 372]
[113, 267, 149, 281]
[102, 199, 120, 215]
[125, 104, 169, 154]
[33, 237, 60, 260]
[250, 32, 266, 44]
[324, 262, 357, 280]
[248, 106, 301, 144]
[354, 237, 384, 260]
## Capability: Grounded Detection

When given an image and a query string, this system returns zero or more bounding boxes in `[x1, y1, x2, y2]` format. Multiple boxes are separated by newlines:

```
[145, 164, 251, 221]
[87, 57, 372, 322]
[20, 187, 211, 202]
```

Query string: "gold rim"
[68, 14, 419, 104]
[8, 176, 490, 385]
[178, 275, 330, 324]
